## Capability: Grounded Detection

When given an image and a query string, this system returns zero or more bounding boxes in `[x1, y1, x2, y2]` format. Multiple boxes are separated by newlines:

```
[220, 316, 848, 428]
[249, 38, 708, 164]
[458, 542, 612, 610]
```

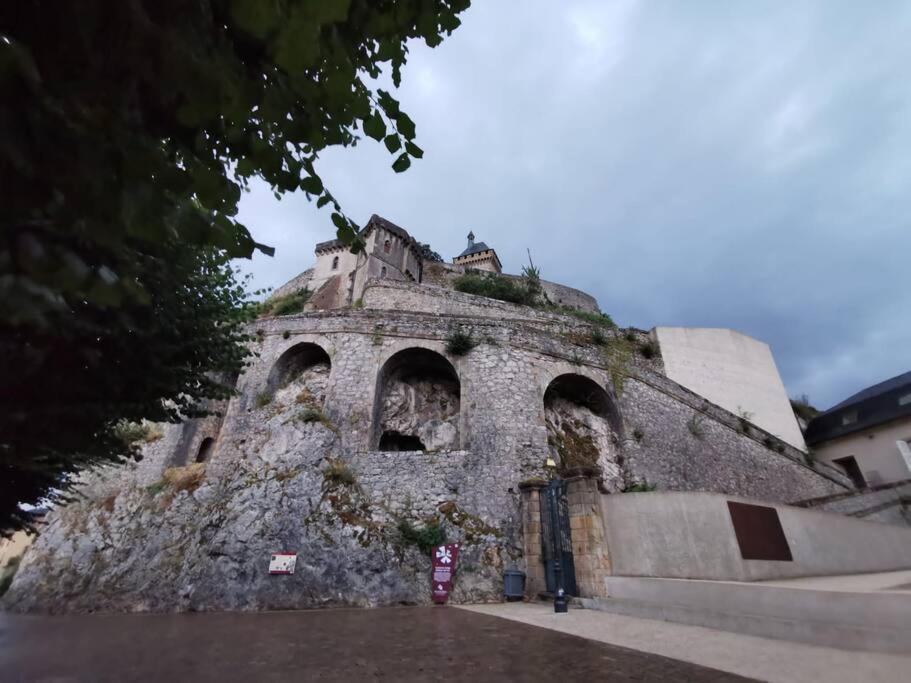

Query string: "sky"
[236, 1, 911, 411]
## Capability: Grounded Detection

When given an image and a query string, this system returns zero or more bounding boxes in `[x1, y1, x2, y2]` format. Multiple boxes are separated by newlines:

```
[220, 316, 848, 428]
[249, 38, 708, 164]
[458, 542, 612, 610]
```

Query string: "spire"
[467, 231, 475, 247]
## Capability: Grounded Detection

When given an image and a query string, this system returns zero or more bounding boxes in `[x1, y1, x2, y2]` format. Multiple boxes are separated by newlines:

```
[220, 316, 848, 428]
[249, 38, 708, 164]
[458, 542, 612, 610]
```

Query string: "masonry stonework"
[5, 218, 857, 612]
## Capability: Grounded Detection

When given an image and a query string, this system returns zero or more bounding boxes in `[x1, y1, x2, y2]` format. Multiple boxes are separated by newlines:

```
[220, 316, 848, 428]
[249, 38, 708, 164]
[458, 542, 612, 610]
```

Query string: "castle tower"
[452, 231, 502, 273]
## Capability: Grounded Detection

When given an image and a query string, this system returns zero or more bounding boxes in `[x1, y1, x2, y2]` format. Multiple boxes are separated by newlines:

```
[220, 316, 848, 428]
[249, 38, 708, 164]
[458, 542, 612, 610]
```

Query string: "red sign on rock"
[430, 543, 460, 604]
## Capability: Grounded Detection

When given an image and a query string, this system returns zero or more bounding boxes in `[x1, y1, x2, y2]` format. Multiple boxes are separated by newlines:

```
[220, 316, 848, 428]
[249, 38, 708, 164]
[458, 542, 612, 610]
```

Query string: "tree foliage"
[419, 243, 444, 262]
[0, 0, 470, 531]
[1, 245, 258, 532]
[0, 0, 470, 326]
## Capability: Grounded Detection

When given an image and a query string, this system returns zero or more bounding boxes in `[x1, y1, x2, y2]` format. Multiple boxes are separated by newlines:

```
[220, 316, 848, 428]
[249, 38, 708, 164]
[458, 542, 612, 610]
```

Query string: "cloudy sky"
[237, 1, 911, 411]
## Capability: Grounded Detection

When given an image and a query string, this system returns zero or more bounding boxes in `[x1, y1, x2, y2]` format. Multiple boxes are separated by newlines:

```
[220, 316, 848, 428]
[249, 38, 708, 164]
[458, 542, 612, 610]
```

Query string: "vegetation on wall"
[454, 271, 540, 306]
[790, 394, 821, 422]
[419, 244, 444, 263]
[259, 288, 311, 317]
[445, 327, 477, 356]
[396, 518, 446, 555]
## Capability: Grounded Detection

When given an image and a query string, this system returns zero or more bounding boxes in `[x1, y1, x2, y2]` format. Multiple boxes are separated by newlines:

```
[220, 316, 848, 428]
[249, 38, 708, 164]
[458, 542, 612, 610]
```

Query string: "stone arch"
[195, 437, 214, 463]
[544, 373, 624, 490]
[372, 347, 460, 451]
[264, 342, 332, 406]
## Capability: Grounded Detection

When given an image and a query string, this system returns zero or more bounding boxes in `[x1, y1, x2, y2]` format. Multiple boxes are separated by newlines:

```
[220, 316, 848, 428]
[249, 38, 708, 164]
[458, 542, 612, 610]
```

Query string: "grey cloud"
[237, 0, 911, 409]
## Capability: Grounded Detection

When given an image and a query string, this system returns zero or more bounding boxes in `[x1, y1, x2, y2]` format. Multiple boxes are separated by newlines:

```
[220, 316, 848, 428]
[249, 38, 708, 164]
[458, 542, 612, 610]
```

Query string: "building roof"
[828, 370, 911, 411]
[315, 214, 420, 256]
[457, 241, 492, 258]
[805, 370, 911, 445]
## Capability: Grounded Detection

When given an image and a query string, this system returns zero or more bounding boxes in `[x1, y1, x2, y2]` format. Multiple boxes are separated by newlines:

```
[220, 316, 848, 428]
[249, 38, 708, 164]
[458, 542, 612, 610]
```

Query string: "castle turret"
[452, 231, 502, 273]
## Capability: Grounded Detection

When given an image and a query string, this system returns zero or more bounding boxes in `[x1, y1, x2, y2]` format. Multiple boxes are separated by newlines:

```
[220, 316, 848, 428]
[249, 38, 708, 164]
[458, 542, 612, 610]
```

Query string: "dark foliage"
[419, 243, 444, 262]
[0, 1, 468, 533]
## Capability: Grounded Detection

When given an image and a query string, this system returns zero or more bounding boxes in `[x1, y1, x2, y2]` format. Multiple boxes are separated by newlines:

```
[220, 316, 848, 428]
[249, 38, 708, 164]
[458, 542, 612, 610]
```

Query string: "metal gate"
[540, 479, 578, 596]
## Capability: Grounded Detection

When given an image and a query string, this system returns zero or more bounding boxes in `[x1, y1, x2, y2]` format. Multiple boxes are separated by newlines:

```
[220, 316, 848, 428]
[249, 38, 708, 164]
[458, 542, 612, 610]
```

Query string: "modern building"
[655, 327, 807, 451]
[805, 371, 911, 487]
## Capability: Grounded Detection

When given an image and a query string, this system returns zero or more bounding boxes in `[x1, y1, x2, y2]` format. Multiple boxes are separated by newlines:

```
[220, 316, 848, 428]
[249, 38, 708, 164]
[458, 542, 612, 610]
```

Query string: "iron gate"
[540, 479, 578, 596]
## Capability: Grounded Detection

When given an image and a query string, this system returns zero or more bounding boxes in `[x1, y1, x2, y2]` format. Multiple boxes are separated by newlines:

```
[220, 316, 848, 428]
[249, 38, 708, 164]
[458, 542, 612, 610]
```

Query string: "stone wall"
[792, 480, 911, 526]
[4, 281, 851, 613]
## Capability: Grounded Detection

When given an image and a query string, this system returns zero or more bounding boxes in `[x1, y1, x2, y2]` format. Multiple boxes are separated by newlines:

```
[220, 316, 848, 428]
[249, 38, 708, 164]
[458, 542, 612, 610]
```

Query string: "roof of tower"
[457, 241, 492, 257]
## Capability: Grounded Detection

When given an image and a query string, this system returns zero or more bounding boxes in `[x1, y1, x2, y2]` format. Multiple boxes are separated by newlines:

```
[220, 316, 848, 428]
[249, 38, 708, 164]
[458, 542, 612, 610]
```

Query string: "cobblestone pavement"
[0, 606, 754, 682]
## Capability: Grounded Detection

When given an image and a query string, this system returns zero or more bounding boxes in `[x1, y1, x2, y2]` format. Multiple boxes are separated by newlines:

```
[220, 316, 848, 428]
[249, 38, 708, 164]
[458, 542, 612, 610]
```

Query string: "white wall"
[655, 327, 806, 450]
[602, 491, 911, 581]
[815, 417, 911, 486]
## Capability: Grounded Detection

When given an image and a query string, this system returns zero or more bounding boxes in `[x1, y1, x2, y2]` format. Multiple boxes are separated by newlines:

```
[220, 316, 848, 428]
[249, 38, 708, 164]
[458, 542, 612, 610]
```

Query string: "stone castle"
[4, 214, 870, 613]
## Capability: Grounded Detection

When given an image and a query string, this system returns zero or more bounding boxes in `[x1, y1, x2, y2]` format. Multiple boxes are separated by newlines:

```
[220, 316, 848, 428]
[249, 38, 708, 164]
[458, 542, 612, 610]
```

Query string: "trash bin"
[503, 568, 526, 601]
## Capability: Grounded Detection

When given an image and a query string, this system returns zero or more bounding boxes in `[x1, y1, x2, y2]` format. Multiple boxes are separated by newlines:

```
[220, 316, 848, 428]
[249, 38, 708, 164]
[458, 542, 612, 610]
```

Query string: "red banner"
[431, 543, 460, 604]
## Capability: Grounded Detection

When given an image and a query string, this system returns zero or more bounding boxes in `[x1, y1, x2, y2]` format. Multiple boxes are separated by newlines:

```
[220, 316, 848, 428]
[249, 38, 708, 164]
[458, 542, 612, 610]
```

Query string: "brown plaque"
[727, 501, 793, 561]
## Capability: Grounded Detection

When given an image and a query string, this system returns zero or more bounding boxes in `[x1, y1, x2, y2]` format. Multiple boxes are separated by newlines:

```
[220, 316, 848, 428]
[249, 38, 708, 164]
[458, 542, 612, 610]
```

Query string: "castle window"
[544, 374, 623, 491]
[331, 256, 339, 270]
[373, 348, 460, 452]
[195, 437, 214, 463]
[380, 266, 387, 278]
[384, 239, 391, 253]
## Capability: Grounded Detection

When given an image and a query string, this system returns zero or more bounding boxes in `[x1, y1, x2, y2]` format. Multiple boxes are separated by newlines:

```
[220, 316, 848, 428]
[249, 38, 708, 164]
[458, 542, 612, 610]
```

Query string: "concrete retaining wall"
[602, 491, 911, 581]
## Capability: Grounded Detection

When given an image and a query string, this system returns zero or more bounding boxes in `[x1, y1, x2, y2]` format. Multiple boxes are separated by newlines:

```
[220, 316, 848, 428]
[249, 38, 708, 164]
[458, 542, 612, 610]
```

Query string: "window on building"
[841, 410, 858, 426]
[832, 455, 866, 489]
[899, 393, 911, 406]
[331, 256, 339, 270]
[380, 266, 387, 278]
[384, 239, 391, 253]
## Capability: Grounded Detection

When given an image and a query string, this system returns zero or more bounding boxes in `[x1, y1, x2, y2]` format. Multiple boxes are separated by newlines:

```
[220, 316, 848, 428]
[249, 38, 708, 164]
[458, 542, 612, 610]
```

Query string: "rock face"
[3, 280, 853, 614]
[379, 377, 460, 452]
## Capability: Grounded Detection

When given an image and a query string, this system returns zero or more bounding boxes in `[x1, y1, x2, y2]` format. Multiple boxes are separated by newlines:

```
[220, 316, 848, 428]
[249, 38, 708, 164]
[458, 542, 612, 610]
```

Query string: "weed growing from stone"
[638, 339, 659, 359]
[623, 480, 657, 492]
[687, 414, 706, 439]
[397, 518, 446, 555]
[632, 427, 645, 443]
[322, 460, 356, 487]
[255, 392, 272, 408]
[446, 328, 476, 356]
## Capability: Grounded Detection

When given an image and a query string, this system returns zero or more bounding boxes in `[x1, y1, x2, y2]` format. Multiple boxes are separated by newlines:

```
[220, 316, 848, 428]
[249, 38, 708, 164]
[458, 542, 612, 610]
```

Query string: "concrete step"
[581, 575, 911, 654]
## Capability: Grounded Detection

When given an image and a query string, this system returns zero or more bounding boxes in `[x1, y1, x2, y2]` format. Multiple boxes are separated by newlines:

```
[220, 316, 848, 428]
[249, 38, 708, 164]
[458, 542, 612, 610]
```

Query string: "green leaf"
[331, 212, 347, 230]
[300, 175, 324, 195]
[316, 195, 331, 208]
[395, 112, 416, 139]
[405, 141, 423, 159]
[363, 112, 386, 141]
[384, 135, 401, 153]
[392, 153, 411, 173]
[377, 90, 400, 117]
[229, 0, 280, 39]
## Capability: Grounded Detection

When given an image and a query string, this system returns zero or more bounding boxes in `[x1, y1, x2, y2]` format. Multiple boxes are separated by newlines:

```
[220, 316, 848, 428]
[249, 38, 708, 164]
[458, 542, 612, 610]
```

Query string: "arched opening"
[264, 342, 331, 406]
[331, 255, 339, 270]
[383, 239, 391, 253]
[544, 374, 623, 489]
[373, 348, 460, 451]
[195, 437, 214, 463]
[380, 266, 387, 278]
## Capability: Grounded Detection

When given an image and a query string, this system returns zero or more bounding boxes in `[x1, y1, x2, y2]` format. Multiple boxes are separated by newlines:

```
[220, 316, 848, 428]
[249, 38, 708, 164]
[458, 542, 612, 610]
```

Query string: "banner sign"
[431, 543, 460, 604]
[268, 553, 297, 575]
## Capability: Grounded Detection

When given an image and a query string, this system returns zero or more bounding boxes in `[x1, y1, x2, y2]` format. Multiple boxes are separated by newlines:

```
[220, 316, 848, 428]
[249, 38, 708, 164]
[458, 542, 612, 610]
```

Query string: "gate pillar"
[564, 474, 611, 598]
[518, 480, 547, 598]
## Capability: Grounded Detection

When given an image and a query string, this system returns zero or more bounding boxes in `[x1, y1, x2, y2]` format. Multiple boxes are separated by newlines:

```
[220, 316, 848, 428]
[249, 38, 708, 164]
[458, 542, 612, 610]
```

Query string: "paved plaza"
[0, 605, 752, 682]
